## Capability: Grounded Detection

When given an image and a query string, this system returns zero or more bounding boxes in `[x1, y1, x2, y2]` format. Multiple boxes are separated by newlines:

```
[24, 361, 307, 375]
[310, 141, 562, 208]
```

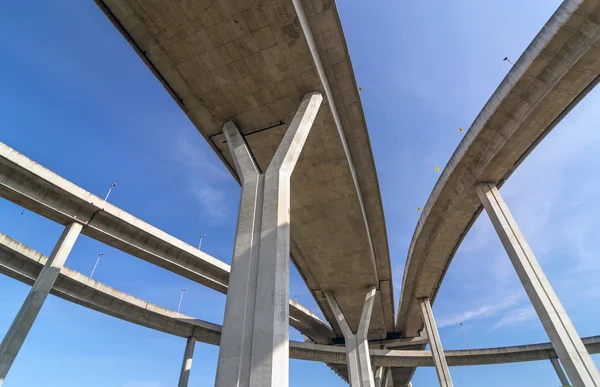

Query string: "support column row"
[0, 222, 83, 386]
[476, 183, 600, 387]
[215, 92, 323, 387]
[325, 287, 377, 387]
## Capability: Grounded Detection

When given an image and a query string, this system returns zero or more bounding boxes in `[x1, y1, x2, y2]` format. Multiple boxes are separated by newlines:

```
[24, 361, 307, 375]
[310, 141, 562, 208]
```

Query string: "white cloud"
[437, 292, 523, 328]
[172, 129, 233, 224]
[491, 305, 536, 330]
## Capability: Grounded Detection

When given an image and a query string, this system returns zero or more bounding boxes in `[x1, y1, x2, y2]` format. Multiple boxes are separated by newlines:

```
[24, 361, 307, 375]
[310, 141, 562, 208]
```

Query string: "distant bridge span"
[1, 232, 599, 374]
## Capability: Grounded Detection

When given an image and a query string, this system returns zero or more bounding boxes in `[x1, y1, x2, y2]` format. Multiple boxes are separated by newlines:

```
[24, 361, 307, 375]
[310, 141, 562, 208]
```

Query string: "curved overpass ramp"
[397, 0, 600, 338]
[2, 232, 599, 379]
[395, 2, 600, 384]
[94, 0, 394, 339]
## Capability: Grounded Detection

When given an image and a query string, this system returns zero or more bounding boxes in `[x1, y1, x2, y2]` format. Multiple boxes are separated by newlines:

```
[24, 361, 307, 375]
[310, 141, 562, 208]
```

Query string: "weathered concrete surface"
[94, 0, 394, 339]
[477, 183, 600, 387]
[216, 92, 322, 387]
[1, 233, 600, 373]
[0, 223, 81, 385]
[0, 141, 333, 345]
[398, 0, 600, 338]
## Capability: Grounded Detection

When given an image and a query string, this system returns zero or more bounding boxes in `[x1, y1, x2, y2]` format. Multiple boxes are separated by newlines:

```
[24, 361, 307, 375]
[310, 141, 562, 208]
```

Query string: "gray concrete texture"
[178, 337, 196, 387]
[93, 0, 395, 340]
[477, 183, 600, 387]
[0, 223, 81, 385]
[420, 298, 452, 387]
[326, 287, 377, 386]
[398, 0, 600, 338]
[1, 232, 600, 373]
[551, 357, 571, 386]
[0, 141, 333, 345]
[216, 92, 322, 387]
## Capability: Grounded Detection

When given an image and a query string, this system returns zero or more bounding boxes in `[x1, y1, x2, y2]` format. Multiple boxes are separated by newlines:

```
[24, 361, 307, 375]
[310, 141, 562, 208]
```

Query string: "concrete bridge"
[1, 232, 598, 383]
[0, 0, 600, 386]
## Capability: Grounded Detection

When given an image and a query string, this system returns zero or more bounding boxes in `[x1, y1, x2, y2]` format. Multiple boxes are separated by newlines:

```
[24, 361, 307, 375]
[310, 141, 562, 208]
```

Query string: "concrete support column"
[420, 297, 453, 387]
[325, 287, 377, 387]
[551, 357, 570, 387]
[374, 367, 390, 387]
[0, 222, 82, 385]
[215, 91, 322, 387]
[178, 337, 196, 387]
[476, 183, 600, 387]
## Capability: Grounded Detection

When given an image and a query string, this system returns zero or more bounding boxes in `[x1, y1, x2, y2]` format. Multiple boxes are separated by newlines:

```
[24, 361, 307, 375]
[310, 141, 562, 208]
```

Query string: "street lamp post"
[198, 234, 206, 250]
[460, 322, 470, 349]
[90, 253, 104, 279]
[104, 183, 117, 201]
[177, 288, 186, 313]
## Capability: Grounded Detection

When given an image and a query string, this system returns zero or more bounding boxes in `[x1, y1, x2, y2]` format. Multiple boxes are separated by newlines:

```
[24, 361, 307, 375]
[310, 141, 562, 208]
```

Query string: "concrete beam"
[420, 298, 452, 387]
[178, 337, 196, 387]
[326, 288, 377, 386]
[0, 223, 81, 386]
[1, 233, 600, 371]
[216, 92, 322, 387]
[0, 141, 334, 345]
[476, 183, 600, 387]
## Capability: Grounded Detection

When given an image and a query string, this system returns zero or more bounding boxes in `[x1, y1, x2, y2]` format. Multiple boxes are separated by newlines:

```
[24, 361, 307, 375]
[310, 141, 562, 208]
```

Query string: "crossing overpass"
[2, 232, 599, 372]
[2, 0, 600, 386]
[94, 0, 394, 341]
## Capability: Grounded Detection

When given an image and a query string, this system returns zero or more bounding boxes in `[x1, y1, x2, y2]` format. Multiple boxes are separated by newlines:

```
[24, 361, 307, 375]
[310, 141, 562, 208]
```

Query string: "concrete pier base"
[0, 223, 82, 385]
[325, 287, 377, 387]
[476, 183, 600, 387]
[177, 337, 196, 387]
[420, 297, 453, 387]
[215, 92, 322, 387]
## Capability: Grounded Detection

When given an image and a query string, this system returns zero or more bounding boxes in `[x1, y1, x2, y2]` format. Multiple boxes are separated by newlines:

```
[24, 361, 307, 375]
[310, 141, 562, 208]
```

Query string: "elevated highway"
[397, 0, 600, 336]
[395, 1, 600, 385]
[0, 141, 333, 344]
[1, 232, 599, 373]
[94, 0, 395, 340]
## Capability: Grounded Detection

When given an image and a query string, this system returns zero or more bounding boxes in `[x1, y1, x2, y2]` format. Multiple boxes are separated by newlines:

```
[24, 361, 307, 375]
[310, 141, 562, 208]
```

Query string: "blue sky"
[1, 0, 599, 386]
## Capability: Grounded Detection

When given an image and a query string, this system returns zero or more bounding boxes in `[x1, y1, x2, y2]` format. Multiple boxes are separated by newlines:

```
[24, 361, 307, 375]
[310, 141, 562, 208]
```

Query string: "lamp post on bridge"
[177, 288, 186, 313]
[90, 253, 104, 279]
[460, 322, 470, 350]
[198, 234, 206, 250]
[104, 183, 117, 201]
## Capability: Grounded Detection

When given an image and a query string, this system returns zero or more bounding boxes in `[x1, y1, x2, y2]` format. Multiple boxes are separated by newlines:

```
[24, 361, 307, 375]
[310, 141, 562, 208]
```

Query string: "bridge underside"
[95, 0, 394, 341]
